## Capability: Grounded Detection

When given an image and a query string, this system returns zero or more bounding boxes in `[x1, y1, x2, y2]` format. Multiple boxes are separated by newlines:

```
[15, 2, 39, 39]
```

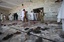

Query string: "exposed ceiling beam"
[0, 5, 12, 9]
[2, 0, 19, 6]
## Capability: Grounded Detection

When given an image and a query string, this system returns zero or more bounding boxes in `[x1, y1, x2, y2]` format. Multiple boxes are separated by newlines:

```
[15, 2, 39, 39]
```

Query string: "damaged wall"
[0, 9, 9, 15]
[9, 0, 62, 21]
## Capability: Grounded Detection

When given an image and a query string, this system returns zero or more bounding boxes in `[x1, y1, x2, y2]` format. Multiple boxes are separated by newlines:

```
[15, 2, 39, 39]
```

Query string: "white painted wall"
[9, 0, 62, 21]
[0, 9, 9, 15]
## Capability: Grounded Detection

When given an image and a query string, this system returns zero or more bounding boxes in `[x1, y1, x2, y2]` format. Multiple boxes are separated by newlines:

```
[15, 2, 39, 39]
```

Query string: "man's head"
[31, 11, 33, 13]
[23, 9, 25, 11]
[1, 13, 2, 14]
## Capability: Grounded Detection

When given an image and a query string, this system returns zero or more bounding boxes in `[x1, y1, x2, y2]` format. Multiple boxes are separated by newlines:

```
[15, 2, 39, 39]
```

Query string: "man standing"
[21, 9, 24, 21]
[23, 10, 28, 22]
[13, 13, 18, 20]
[0, 13, 3, 22]
[30, 11, 34, 20]
[21, 9, 28, 22]
[57, 0, 64, 31]
[40, 10, 44, 23]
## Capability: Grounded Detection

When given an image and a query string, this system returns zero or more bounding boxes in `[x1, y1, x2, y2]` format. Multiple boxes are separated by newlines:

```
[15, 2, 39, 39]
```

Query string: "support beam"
[0, 5, 12, 9]
[2, 0, 19, 6]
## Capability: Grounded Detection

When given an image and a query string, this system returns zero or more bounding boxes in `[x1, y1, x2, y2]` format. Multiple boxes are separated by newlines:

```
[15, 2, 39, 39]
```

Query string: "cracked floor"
[0, 21, 64, 42]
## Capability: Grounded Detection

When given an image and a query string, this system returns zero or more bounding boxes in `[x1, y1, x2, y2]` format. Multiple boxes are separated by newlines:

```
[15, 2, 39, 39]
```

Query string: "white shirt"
[20, 11, 25, 21]
[21, 11, 24, 18]
[57, 0, 64, 22]
[30, 12, 34, 20]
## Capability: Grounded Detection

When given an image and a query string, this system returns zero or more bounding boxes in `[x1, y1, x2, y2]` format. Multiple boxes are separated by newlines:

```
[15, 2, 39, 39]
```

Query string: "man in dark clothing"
[13, 13, 18, 20]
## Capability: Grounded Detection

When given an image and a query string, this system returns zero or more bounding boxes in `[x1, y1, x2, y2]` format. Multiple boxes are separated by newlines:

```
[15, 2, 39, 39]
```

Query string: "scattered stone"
[54, 38, 64, 42]
[4, 24, 6, 26]
[27, 29, 33, 35]
[2, 34, 13, 40]
[41, 27, 49, 31]
[44, 23, 48, 25]
[59, 31, 64, 38]
[0, 32, 3, 35]
[27, 31, 31, 35]
[33, 30, 41, 34]
[25, 28, 29, 30]
[37, 26, 41, 30]
[1, 21, 62, 42]
[35, 37, 43, 42]
[8, 24, 12, 26]
[14, 31, 21, 34]
[53, 38, 60, 42]
[0, 40, 2, 42]
[12, 23, 17, 25]
[1, 24, 3, 26]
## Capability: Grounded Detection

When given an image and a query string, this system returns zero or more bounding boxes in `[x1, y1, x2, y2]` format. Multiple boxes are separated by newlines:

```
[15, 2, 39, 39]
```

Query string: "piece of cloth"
[57, 0, 64, 22]
[62, 19, 64, 31]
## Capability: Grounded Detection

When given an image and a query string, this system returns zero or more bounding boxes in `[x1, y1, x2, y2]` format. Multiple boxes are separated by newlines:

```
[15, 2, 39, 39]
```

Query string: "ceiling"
[0, 0, 31, 10]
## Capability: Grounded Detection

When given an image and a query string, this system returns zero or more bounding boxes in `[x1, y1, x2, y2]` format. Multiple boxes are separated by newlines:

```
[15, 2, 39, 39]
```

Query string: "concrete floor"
[0, 21, 64, 42]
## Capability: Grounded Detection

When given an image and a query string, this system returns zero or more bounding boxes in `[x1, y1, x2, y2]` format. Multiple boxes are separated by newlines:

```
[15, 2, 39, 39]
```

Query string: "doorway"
[33, 7, 44, 22]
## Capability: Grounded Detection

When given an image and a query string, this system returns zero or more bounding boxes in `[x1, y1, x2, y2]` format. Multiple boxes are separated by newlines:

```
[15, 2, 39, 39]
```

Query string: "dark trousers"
[14, 16, 18, 20]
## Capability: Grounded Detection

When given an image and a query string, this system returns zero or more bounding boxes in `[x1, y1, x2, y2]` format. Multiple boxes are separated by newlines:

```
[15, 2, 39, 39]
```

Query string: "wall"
[0, 9, 9, 15]
[9, 0, 62, 21]
[9, 0, 61, 13]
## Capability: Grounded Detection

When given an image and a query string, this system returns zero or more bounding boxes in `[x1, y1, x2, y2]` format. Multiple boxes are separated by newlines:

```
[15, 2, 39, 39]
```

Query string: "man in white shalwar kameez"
[0, 13, 3, 22]
[57, 0, 64, 31]
[21, 10, 24, 21]
[30, 11, 34, 20]
[9, 14, 13, 21]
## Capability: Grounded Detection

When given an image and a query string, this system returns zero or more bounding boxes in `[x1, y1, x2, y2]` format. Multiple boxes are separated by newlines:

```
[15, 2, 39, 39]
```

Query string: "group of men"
[8, 0, 64, 31]
[0, 0, 64, 31]
[0, 9, 44, 22]
[9, 9, 28, 22]
[13, 9, 28, 22]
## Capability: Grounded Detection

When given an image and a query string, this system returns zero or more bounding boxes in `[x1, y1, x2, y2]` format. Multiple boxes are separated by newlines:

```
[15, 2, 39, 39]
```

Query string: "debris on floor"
[0, 21, 64, 42]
